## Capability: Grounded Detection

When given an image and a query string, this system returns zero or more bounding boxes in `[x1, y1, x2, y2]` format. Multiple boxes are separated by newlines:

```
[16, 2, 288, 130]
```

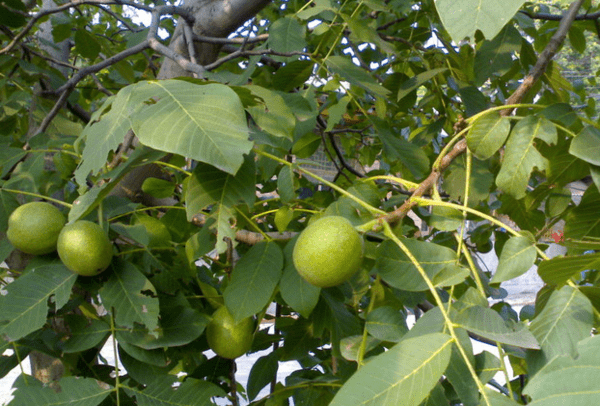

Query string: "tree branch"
[380, 0, 586, 226]
[0, 0, 152, 55]
[505, 0, 586, 111]
[520, 9, 600, 21]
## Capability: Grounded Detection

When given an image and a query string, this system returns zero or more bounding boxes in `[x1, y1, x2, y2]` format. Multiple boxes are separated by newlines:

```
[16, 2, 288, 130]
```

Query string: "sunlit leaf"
[0, 261, 76, 342]
[329, 333, 453, 406]
[491, 235, 537, 283]
[124, 376, 225, 406]
[466, 113, 510, 160]
[224, 241, 283, 322]
[570, 126, 600, 166]
[529, 286, 593, 361]
[9, 375, 112, 406]
[496, 116, 557, 199]
[434, 0, 526, 41]
[99, 259, 159, 332]
[374, 239, 462, 291]
[454, 306, 540, 349]
[131, 80, 251, 175]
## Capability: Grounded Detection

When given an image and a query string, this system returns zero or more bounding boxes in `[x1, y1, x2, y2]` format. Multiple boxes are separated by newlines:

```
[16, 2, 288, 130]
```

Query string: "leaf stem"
[0, 188, 73, 208]
[413, 197, 549, 260]
[381, 221, 492, 406]
[109, 311, 121, 406]
[108, 206, 185, 222]
[254, 149, 385, 216]
[357, 276, 378, 367]
[360, 175, 419, 190]
[235, 207, 272, 242]
[496, 342, 515, 400]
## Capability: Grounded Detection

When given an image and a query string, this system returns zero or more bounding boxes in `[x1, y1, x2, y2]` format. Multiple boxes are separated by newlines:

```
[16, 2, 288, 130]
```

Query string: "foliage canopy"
[1, 0, 600, 405]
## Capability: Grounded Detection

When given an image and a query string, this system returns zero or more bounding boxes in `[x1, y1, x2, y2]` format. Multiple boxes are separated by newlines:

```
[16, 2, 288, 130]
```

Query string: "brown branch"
[193, 33, 269, 45]
[381, 0, 586, 226]
[520, 10, 600, 21]
[504, 0, 586, 114]
[146, 5, 207, 77]
[204, 48, 310, 71]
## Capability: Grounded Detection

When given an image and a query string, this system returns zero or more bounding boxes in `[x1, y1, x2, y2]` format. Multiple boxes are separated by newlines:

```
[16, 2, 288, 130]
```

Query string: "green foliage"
[1, 0, 600, 405]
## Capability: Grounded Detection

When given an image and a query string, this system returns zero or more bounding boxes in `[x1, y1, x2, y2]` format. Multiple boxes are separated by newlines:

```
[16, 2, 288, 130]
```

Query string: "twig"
[0, 0, 152, 55]
[146, 6, 206, 77]
[504, 0, 586, 113]
[193, 33, 269, 45]
[204, 48, 310, 71]
[519, 9, 600, 21]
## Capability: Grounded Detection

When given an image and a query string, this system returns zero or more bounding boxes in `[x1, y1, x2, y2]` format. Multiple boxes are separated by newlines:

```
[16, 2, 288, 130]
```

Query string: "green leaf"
[326, 56, 390, 98]
[445, 157, 494, 205]
[366, 306, 409, 342]
[74, 30, 101, 60]
[268, 16, 307, 53]
[224, 241, 283, 322]
[185, 158, 255, 253]
[117, 298, 209, 350]
[483, 387, 521, 405]
[529, 286, 593, 361]
[247, 86, 296, 139]
[279, 238, 320, 318]
[538, 253, 600, 286]
[274, 206, 294, 232]
[247, 352, 279, 401]
[141, 177, 176, 199]
[324, 94, 351, 132]
[0, 261, 76, 341]
[429, 206, 463, 231]
[491, 235, 537, 283]
[420, 383, 450, 406]
[374, 239, 465, 291]
[445, 343, 479, 406]
[119, 341, 168, 367]
[564, 185, 600, 243]
[0, 146, 27, 178]
[397, 68, 447, 101]
[124, 376, 225, 406]
[185, 226, 216, 266]
[340, 334, 381, 361]
[130, 80, 251, 175]
[277, 165, 296, 203]
[272, 60, 315, 92]
[0, 189, 19, 233]
[474, 25, 522, 86]
[466, 113, 510, 159]
[329, 333, 453, 406]
[60, 315, 110, 353]
[74, 93, 133, 185]
[496, 115, 557, 199]
[377, 120, 429, 179]
[434, 0, 526, 41]
[9, 375, 112, 406]
[99, 259, 159, 332]
[524, 338, 600, 405]
[569, 126, 600, 166]
[454, 306, 540, 349]
[71, 147, 165, 221]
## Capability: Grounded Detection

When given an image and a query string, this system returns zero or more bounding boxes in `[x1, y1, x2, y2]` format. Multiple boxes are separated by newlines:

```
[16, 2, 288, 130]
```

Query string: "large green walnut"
[7, 202, 66, 255]
[206, 305, 254, 359]
[57, 220, 113, 276]
[292, 216, 364, 288]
